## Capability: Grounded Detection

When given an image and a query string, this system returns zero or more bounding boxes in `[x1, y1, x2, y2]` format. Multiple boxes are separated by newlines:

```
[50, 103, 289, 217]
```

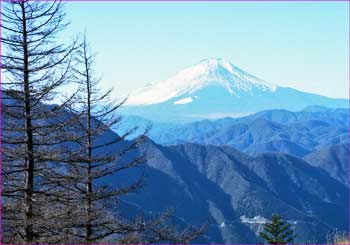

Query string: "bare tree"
[67, 35, 206, 243]
[66, 34, 147, 242]
[1, 0, 206, 243]
[1, 1, 78, 243]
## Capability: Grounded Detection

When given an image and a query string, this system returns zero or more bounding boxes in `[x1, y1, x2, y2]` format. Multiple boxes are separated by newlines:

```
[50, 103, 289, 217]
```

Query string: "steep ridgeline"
[122, 59, 348, 122]
[119, 107, 349, 158]
[304, 144, 349, 186]
[112, 140, 348, 244]
[3, 93, 348, 243]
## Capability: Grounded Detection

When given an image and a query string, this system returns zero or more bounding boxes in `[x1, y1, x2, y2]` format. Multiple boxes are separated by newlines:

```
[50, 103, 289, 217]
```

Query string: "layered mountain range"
[116, 59, 349, 243]
[120, 106, 349, 158]
[3, 58, 349, 243]
[104, 118, 350, 243]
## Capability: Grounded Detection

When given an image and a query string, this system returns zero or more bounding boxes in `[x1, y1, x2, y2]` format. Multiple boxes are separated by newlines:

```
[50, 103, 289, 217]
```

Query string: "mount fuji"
[122, 58, 348, 122]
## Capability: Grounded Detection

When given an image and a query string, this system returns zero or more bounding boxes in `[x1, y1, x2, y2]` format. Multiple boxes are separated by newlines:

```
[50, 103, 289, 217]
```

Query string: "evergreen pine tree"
[259, 213, 295, 244]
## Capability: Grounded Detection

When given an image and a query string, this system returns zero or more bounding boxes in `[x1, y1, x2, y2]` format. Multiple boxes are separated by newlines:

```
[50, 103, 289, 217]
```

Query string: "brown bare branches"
[1, 2, 205, 244]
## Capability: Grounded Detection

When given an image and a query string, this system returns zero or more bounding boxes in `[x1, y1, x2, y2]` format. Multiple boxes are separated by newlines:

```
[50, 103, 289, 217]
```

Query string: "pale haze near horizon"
[64, 2, 349, 100]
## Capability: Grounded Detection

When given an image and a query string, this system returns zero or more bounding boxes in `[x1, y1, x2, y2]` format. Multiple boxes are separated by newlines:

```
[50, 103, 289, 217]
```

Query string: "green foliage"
[259, 213, 295, 244]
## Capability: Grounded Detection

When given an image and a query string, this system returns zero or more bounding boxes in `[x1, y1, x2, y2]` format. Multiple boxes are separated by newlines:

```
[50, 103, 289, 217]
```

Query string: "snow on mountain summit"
[126, 58, 277, 106]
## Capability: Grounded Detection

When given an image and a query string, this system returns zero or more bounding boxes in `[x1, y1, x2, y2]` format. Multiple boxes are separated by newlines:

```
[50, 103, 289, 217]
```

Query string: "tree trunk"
[21, 2, 34, 242]
[85, 46, 93, 242]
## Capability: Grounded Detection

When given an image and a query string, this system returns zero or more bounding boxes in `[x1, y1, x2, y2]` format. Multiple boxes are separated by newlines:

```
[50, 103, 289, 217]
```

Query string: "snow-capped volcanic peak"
[126, 58, 277, 106]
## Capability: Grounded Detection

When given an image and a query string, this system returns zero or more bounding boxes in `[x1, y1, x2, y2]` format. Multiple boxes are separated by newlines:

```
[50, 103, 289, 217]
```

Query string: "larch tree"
[1, 0, 79, 243]
[67, 35, 206, 244]
[1, 0, 206, 243]
[64, 34, 145, 243]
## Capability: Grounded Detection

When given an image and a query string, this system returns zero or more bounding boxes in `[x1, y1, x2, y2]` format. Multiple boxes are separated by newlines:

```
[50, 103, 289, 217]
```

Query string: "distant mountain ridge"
[118, 107, 349, 158]
[3, 91, 348, 243]
[122, 58, 348, 122]
[304, 144, 349, 186]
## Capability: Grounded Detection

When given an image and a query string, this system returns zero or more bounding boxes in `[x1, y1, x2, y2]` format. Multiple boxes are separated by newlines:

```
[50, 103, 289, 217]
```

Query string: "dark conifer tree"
[259, 213, 295, 244]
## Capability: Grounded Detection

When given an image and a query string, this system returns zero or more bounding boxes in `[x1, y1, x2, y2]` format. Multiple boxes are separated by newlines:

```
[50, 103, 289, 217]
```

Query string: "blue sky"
[64, 1, 349, 99]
